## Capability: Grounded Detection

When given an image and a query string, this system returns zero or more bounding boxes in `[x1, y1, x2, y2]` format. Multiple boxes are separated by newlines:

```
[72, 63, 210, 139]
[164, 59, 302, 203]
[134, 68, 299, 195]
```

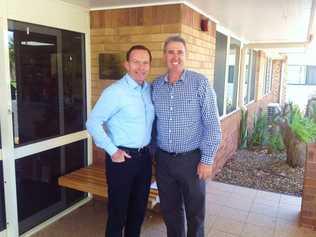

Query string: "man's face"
[164, 41, 186, 73]
[124, 49, 151, 85]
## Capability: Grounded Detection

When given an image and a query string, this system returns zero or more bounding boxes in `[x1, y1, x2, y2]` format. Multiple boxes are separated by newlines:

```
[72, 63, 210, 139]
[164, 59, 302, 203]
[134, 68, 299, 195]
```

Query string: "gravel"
[214, 149, 304, 196]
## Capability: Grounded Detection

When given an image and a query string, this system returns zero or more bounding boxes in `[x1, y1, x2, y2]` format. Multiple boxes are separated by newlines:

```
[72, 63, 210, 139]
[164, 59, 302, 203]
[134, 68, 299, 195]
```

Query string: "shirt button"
[171, 95, 173, 99]
[169, 129, 171, 133]
[170, 118, 172, 121]
[170, 107, 173, 111]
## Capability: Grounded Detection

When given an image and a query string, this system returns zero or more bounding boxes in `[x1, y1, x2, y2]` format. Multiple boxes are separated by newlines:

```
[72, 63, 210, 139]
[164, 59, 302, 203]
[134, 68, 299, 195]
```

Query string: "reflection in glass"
[16, 140, 86, 234]
[243, 49, 257, 104]
[62, 31, 86, 134]
[226, 38, 240, 113]
[8, 21, 86, 146]
[214, 32, 228, 116]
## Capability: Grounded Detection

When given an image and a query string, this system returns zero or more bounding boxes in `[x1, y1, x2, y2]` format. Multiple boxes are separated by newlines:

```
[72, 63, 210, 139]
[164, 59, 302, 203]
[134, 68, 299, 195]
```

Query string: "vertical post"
[0, 5, 20, 237]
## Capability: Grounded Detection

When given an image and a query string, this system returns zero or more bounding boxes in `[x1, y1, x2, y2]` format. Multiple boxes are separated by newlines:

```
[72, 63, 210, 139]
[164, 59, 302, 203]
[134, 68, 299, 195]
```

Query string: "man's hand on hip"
[111, 149, 131, 163]
[197, 162, 213, 180]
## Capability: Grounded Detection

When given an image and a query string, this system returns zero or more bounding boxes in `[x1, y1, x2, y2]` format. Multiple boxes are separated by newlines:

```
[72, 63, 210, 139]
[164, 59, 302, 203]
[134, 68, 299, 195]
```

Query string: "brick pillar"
[300, 143, 316, 230]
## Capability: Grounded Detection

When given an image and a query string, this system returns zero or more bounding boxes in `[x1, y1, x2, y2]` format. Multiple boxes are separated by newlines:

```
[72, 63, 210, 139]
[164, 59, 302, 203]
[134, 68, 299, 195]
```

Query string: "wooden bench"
[58, 164, 159, 209]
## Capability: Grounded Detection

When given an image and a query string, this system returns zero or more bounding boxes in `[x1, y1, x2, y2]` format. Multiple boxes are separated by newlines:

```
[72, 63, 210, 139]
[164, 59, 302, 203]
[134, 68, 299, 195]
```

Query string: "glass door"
[8, 20, 88, 234]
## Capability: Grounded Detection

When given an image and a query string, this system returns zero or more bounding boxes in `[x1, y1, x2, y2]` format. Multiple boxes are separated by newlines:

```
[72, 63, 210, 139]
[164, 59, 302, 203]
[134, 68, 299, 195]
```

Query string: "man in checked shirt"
[152, 35, 222, 237]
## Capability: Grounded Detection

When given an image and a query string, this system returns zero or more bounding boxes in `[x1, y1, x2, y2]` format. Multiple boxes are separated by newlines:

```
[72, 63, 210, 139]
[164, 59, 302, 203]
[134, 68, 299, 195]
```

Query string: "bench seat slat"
[58, 165, 159, 209]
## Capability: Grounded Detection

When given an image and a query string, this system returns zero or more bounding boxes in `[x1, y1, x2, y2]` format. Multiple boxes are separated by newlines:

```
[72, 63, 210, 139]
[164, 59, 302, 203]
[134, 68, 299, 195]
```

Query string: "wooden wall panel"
[90, 4, 182, 29]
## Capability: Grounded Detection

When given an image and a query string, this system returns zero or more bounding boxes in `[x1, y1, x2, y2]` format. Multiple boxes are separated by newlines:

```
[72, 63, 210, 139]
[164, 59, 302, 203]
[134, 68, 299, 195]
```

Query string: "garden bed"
[214, 148, 304, 196]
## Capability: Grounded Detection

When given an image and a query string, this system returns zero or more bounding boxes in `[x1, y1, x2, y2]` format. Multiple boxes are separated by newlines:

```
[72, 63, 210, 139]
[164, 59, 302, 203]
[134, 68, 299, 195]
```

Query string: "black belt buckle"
[119, 146, 148, 155]
[159, 148, 198, 157]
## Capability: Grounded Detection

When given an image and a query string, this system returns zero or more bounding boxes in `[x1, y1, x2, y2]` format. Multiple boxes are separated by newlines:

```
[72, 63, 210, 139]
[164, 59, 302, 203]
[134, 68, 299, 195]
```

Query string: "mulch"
[214, 149, 304, 196]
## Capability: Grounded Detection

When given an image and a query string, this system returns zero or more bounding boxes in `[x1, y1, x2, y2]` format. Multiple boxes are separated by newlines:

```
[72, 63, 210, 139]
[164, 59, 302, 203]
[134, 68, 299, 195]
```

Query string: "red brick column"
[301, 143, 316, 230]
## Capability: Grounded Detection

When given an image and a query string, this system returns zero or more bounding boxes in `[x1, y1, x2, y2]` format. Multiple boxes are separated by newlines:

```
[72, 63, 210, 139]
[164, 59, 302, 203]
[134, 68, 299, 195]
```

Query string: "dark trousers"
[155, 149, 206, 237]
[105, 148, 152, 237]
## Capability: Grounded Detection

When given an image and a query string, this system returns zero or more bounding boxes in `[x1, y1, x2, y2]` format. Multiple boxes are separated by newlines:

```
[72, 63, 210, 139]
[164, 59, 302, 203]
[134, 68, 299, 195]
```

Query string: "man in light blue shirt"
[86, 45, 154, 237]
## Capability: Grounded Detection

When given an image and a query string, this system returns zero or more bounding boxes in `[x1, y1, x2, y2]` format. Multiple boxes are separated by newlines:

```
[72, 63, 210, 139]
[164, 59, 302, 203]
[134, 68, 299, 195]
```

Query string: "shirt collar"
[124, 73, 148, 90]
[162, 69, 187, 85]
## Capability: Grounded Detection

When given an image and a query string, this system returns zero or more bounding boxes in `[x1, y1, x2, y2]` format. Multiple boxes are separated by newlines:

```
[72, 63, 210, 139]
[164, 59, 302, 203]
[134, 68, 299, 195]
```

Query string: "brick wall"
[90, 4, 215, 105]
[272, 60, 282, 103]
[280, 59, 287, 104]
[90, 4, 216, 165]
[301, 144, 316, 230]
[213, 112, 241, 175]
[89, 4, 283, 174]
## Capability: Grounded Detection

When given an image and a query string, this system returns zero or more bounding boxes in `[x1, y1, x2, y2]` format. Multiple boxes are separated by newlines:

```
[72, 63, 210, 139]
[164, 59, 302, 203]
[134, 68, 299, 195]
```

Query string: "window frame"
[243, 49, 257, 104]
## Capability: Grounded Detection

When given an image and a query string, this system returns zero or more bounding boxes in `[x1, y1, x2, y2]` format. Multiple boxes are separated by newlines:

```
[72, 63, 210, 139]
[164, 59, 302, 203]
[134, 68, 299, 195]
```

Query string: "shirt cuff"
[200, 155, 214, 165]
[105, 143, 118, 157]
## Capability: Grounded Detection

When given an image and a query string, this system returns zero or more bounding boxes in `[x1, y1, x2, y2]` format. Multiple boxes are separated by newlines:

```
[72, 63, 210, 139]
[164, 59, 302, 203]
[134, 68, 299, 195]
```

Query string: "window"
[263, 58, 272, 95]
[306, 66, 316, 85]
[226, 38, 241, 113]
[214, 31, 228, 116]
[8, 20, 86, 147]
[244, 49, 257, 104]
[214, 32, 241, 115]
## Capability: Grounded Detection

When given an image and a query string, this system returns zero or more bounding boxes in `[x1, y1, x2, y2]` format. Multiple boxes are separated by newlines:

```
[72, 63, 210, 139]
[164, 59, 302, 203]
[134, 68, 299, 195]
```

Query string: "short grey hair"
[163, 35, 187, 52]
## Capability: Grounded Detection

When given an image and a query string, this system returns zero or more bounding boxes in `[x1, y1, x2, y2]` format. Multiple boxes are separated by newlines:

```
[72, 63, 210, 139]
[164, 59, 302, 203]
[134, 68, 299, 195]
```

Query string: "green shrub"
[249, 110, 268, 147]
[239, 109, 248, 149]
[287, 104, 316, 143]
[267, 133, 285, 153]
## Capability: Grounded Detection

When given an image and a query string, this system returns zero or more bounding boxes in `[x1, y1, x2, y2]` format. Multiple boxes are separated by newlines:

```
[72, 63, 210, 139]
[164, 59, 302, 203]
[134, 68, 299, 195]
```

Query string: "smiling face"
[124, 49, 151, 85]
[164, 41, 186, 74]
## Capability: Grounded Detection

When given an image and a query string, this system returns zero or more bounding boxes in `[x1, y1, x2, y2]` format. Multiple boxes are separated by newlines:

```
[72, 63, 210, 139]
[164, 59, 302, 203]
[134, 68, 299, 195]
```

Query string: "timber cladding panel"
[90, 4, 216, 105]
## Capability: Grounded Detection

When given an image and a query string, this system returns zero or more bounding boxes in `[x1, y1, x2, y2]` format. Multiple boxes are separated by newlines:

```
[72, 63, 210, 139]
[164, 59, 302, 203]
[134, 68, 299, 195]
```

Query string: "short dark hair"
[126, 45, 152, 62]
[163, 35, 187, 52]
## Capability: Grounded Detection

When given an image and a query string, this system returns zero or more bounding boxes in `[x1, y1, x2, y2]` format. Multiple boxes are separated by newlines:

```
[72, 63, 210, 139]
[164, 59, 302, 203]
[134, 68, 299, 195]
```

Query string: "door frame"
[0, 0, 92, 235]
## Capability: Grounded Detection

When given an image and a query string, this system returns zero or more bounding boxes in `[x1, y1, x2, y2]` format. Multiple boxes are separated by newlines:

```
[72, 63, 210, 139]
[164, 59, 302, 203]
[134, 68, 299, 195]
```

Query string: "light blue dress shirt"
[86, 74, 155, 156]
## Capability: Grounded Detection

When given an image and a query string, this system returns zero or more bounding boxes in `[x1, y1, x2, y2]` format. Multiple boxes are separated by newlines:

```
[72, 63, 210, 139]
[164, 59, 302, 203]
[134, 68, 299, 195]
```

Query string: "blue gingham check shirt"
[152, 70, 222, 165]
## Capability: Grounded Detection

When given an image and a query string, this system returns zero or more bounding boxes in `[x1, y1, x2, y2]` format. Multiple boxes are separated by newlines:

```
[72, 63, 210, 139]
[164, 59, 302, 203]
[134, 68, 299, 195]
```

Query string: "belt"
[158, 148, 199, 157]
[118, 146, 149, 154]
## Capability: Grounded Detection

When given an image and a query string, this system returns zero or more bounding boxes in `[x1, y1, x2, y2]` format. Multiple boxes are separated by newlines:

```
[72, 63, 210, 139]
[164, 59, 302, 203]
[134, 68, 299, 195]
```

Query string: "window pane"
[306, 66, 316, 85]
[243, 49, 250, 104]
[214, 32, 228, 116]
[226, 38, 240, 113]
[250, 51, 257, 101]
[62, 31, 86, 134]
[0, 161, 6, 231]
[8, 20, 86, 146]
[16, 140, 87, 234]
